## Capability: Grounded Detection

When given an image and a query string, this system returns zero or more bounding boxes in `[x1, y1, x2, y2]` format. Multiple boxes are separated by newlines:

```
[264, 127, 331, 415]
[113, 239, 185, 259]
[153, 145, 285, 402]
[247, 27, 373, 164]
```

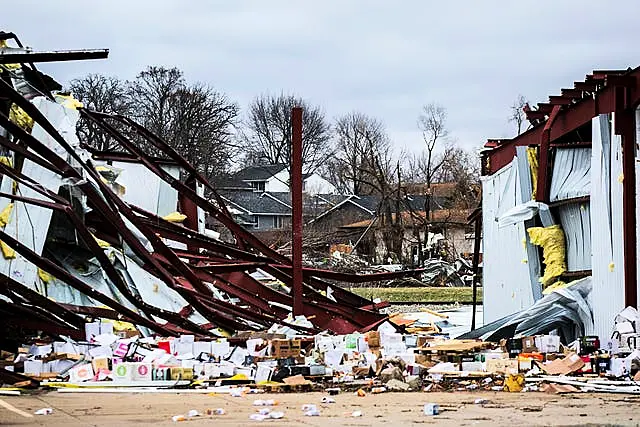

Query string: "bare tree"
[417, 103, 450, 187]
[240, 94, 332, 179]
[325, 112, 389, 195]
[509, 94, 528, 135]
[71, 66, 239, 181]
[402, 103, 453, 265]
[70, 74, 131, 151]
[128, 67, 239, 180]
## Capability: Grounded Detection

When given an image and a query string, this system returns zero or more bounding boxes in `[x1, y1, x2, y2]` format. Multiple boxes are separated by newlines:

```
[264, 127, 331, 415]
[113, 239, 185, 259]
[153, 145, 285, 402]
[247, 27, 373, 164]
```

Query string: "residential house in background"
[210, 164, 478, 263]
[231, 164, 337, 194]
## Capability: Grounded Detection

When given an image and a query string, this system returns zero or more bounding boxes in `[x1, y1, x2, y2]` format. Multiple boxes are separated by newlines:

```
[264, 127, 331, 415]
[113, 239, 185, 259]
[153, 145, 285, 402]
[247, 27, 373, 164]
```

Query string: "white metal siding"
[557, 202, 591, 272]
[112, 162, 180, 217]
[589, 114, 626, 340]
[549, 148, 592, 202]
[482, 158, 534, 324]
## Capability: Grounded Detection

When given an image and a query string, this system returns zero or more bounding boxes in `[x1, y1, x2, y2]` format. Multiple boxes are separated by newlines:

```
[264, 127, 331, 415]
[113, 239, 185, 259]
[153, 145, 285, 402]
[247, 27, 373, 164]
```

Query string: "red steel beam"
[291, 107, 304, 316]
[268, 264, 425, 283]
[615, 88, 638, 308]
[484, 66, 640, 175]
[535, 105, 561, 202]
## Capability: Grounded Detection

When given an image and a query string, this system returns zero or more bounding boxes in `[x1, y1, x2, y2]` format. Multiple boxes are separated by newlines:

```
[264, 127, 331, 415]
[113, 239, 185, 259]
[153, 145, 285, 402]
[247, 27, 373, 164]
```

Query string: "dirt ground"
[1, 390, 639, 426]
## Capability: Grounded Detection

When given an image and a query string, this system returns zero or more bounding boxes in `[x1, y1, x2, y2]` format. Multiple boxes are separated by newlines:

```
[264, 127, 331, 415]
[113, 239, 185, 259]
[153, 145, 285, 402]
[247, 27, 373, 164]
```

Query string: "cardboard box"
[69, 363, 94, 382]
[23, 360, 43, 376]
[113, 362, 133, 381]
[521, 336, 538, 353]
[85, 322, 113, 343]
[542, 352, 585, 375]
[132, 362, 152, 381]
[271, 339, 301, 358]
[169, 367, 194, 380]
[461, 361, 483, 372]
[153, 367, 170, 380]
[535, 335, 560, 353]
[92, 357, 109, 372]
[366, 331, 381, 348]
[485, 358, 519, 374]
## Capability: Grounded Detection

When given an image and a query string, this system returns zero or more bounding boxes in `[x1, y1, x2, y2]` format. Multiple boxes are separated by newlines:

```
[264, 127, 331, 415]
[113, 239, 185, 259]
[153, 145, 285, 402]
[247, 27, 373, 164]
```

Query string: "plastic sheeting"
[557, 202, 591, 272]
[549, 147, 592, 202]
[481, 158, 534, 324]
[497, 200, 544, 228]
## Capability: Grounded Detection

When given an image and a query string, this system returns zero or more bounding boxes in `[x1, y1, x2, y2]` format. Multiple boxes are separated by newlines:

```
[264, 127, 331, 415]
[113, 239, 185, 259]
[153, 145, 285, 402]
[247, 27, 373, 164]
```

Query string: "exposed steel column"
[615, 92, 637, 308]
[291, 107, 304, 316]
[179, 174, 200, 253]
[535, 105, 561, 202]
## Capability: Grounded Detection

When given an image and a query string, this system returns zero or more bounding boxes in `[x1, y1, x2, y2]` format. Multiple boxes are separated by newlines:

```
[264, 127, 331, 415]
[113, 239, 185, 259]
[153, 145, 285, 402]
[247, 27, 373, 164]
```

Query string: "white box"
[131, 363, 152, 381]
[54, 341, 80, 355]
[211, 340, 230, 358]
[255, 363, 275, 383]
[234, 367, 254, 379]
[69, 363, 94, 382]
[112, 362, 133, 381]
[193, 341, 212, 357]
[23, 360, 43, 375]
[85, 322, 113, 342]
[534, 335, 560, 353]
[29, 344, 52, 356]
[461, 361, 484, 372]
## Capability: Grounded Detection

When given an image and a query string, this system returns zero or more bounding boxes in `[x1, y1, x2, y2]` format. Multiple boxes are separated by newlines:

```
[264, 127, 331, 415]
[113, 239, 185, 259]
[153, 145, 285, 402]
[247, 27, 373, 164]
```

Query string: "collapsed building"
[0, 32, 425, 342]
[477, 67, 640, 342]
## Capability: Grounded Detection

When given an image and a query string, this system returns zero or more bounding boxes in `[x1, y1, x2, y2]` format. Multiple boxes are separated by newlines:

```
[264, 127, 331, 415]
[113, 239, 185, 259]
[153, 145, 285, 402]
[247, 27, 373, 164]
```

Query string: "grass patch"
[350, 286, 482, 303]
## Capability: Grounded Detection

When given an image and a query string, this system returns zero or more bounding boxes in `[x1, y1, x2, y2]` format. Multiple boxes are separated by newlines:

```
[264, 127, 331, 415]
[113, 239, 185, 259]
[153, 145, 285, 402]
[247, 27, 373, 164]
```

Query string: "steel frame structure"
[0, 37, 426, 338]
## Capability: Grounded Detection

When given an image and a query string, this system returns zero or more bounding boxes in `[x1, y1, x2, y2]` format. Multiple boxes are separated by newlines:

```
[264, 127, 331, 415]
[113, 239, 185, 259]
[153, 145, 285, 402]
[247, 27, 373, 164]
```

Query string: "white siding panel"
[589, 114, 626, 340]
[482, 159, 534, 324]
[557, 202, 591, 272]
[112, 162, 180, 217]
[550, 148, 592, 201]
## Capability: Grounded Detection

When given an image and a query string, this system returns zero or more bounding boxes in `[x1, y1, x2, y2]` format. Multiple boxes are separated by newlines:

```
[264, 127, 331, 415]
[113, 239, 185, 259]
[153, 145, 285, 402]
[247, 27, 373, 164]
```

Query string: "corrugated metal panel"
[549, 147, 592, 202]
[557, 202, 591, 272]
[589, 114, 626, 340]
[482, 158, 534, 324]
[515, 146, 543, 301]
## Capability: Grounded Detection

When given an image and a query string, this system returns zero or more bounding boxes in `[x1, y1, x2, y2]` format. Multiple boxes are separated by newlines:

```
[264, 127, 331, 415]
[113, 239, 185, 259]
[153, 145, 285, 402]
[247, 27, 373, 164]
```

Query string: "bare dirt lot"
[1, 391, 639, 427]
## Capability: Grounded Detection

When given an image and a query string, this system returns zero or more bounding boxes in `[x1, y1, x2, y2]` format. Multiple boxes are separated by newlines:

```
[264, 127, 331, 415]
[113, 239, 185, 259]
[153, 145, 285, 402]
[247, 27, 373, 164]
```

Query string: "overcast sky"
[4, 1, 639, 156]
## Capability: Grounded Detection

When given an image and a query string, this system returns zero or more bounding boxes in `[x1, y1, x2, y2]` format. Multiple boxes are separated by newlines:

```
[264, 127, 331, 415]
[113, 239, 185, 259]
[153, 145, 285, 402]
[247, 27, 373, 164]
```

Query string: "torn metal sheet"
[460, 277, 593, 343]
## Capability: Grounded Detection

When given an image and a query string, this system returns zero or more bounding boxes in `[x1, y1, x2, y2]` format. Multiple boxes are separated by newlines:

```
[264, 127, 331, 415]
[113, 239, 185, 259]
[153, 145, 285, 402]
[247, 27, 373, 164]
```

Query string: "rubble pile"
[1, 306, 638, 398]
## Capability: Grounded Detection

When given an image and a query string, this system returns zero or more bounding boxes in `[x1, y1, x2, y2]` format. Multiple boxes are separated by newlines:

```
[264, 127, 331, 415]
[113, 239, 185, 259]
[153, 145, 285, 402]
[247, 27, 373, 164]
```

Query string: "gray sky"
[4, 1, 639, 155]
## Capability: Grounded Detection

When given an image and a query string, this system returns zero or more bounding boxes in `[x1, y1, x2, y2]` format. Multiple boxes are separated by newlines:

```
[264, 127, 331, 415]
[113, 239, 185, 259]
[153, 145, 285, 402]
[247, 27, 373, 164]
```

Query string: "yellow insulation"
[163, 212, 187, 223]
[526, 147, 538, 200]
[527, 224, 567, 287]
[0, 241, 15, 259]
[92, 234, 111, 248]
[55, 94, 84, 110]
[0, 40, 20, 70]
[542, 280, 567, 295]
[0, 203, 14, 227]
[38, 268, 53, 284]
[9, 104, 34, 132]
[96, 306, 137, 331]
[0, 156, 13, 168]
